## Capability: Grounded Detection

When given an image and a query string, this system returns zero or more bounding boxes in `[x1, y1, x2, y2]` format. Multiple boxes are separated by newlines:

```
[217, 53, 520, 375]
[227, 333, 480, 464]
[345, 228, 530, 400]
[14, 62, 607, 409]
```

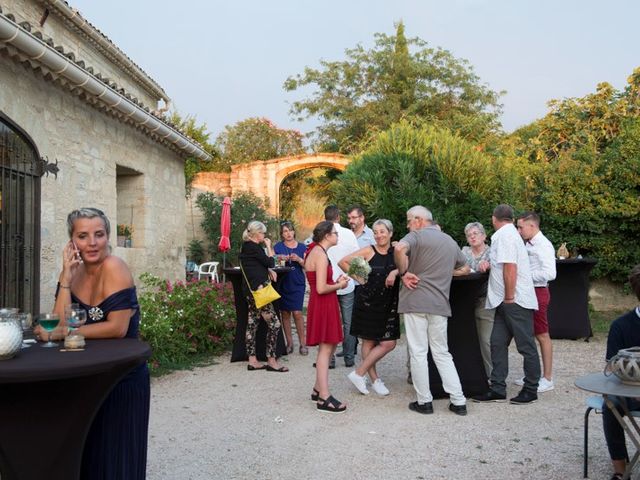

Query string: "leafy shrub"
[138, 273, 236, 372]
[188, 239, 205, 264]
[332, 121, 524, 246]
[512, 72, 640, 282]
[195, 191, 278, 266]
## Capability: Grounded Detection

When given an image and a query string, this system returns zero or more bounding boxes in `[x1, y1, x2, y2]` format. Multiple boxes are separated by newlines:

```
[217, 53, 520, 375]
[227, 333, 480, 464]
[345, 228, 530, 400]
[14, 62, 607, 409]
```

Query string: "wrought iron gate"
[0, 112, 42, 314]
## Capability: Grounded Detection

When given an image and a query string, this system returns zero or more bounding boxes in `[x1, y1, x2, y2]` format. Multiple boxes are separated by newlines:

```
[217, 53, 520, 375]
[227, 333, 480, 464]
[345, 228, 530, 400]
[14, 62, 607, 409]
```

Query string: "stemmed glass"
[37, 313, 60, 348]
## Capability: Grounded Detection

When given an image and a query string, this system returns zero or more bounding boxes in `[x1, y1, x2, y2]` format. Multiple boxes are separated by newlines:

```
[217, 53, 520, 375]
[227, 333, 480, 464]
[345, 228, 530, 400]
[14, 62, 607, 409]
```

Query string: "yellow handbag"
[240, 264, 281, 309]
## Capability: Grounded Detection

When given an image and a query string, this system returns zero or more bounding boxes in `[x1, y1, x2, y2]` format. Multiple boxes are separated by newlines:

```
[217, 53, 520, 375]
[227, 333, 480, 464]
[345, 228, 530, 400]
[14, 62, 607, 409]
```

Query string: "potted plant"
[117, 224, 133, 247]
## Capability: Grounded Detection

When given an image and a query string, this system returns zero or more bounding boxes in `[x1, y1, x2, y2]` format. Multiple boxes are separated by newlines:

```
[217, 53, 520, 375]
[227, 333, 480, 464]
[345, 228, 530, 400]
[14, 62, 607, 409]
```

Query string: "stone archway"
[192, 153, 351, 216]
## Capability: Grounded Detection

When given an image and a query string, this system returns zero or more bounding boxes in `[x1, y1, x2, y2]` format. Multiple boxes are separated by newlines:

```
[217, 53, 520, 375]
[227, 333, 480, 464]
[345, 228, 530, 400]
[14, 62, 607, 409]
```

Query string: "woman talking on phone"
[34, 207, 149, 479]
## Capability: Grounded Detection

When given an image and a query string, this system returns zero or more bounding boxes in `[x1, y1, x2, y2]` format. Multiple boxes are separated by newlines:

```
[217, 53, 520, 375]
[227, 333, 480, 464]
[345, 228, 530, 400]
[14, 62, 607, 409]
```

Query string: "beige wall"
[1, 54, 187, 312]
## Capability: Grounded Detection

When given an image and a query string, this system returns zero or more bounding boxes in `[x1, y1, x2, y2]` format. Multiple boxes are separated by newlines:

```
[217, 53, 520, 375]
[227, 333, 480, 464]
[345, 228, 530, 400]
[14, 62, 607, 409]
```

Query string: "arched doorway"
[0, 112, 42, 314]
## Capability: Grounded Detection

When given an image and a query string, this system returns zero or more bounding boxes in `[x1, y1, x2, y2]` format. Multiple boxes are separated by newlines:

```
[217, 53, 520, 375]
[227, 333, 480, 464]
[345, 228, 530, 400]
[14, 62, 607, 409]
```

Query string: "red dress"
[305, 246, 343, 346]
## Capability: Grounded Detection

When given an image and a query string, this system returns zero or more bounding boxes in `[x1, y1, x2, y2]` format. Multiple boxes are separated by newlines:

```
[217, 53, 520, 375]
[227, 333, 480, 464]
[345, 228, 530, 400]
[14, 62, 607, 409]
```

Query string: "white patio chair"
[197, 261, 220, 283]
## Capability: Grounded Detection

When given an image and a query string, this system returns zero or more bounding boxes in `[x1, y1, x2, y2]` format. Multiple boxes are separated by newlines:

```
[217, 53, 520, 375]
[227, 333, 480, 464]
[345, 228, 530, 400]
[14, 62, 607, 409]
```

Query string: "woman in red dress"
[305, 221, 349, 413]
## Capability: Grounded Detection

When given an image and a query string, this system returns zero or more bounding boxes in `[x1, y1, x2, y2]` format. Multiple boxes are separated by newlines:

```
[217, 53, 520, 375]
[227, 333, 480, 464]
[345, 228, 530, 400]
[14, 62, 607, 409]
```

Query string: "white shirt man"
[472, 204, 541, 405]
[517, 211, 556, 393]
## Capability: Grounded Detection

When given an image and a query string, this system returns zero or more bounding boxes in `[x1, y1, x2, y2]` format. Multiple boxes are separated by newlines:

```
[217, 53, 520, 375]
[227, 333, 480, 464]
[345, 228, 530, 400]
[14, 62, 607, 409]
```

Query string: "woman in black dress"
[339, 219, 400, 396]
[239, 220, 288, 372]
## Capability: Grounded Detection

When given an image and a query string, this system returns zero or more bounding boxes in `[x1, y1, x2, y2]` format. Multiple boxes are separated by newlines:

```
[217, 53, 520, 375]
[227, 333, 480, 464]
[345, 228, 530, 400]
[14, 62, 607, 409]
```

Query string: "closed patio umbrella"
[218, 197, 231, 276]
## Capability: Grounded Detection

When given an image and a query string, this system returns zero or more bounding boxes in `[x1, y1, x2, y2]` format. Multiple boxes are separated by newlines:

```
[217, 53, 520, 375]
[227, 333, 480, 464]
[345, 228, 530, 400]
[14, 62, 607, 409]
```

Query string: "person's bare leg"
[612, 458, 625, 476]
[292, 310, 305, 346]
[315, 343, 333, 398]
[536, 332, 553, 380]
[356, 340, 397, 381]
[281, 310, 293, 350]
[248, 355, 264, 369]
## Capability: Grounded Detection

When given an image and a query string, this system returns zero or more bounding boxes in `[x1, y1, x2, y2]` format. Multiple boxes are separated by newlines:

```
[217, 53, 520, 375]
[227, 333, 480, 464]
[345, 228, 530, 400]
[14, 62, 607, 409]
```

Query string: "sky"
[69, 0, 639, 141]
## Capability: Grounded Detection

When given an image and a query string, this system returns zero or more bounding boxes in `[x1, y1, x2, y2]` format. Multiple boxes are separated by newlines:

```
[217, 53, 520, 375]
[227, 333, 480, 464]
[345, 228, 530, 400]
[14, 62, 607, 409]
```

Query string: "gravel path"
[146, 333, 619, 480]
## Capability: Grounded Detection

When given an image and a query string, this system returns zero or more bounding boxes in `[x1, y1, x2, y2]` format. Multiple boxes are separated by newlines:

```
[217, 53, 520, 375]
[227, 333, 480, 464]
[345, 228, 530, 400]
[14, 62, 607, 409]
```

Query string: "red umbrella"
[218, 197, 231, 267]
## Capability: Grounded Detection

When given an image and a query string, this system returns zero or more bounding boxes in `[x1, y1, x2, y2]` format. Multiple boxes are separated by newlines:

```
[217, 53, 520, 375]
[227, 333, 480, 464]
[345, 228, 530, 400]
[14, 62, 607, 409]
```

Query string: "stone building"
[0, 0, 210, 314]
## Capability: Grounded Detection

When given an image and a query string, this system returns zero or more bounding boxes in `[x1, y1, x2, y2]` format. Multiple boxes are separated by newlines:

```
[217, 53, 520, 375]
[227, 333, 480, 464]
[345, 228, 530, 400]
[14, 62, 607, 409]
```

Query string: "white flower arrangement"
[347, 256, 372, 283]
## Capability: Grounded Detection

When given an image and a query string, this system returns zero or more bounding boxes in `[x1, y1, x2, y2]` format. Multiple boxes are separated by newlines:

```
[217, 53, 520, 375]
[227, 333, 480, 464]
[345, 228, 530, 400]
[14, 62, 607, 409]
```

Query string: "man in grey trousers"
[472, 204, 541, 405]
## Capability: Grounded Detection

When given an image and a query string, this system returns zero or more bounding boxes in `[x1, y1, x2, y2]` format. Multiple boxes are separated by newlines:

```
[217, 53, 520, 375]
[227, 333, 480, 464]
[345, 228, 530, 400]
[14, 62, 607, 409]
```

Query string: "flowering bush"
[138, 273, 236, 372]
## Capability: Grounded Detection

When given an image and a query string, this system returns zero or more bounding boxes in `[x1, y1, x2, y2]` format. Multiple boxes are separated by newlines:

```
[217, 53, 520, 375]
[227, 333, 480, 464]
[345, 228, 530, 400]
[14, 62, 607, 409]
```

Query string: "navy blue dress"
[273, 241, 307, 311]
[71, 287, 150, 480]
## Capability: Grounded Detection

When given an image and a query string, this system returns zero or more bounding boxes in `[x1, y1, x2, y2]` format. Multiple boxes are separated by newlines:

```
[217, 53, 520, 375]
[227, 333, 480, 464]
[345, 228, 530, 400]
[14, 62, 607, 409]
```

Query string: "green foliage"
[284, 21, 504, 153]
[188, 239, 205, 264]
[138, 273, 236, 372]
[511, 68, 640, 281]
[332, 121, 523, 245]
[215, 117, 305, 170]
[195, 191, 278, 266]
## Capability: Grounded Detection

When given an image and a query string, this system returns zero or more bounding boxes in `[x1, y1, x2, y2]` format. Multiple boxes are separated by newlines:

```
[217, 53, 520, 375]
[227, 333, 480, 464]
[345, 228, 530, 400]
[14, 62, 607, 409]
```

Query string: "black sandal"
[311, 388, 319, 401]
[316, 395, 346, 413]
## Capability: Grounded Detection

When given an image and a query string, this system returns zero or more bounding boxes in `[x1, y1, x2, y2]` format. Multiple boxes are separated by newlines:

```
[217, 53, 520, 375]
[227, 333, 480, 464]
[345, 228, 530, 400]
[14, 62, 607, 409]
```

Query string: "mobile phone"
[72, 241, 83, 263]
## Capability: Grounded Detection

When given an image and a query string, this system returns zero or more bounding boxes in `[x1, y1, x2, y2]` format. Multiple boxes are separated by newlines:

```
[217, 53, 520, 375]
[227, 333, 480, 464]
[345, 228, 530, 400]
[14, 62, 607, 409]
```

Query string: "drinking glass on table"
[66, 307, 87, 335]
[37, 313, 60, 348]
[18, 313, 32, 348]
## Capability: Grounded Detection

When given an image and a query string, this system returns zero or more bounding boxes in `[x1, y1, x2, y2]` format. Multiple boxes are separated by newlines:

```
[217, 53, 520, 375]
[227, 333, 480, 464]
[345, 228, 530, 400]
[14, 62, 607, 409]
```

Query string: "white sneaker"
[371, 378, 390, 396]
[537, 377, 554, 393]
[347, 371, 369, 395]
[514, 376, 554, 392]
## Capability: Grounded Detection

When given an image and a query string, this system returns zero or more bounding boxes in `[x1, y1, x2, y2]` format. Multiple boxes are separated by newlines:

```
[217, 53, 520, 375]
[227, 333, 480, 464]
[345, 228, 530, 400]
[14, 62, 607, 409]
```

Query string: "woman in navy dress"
[273, 221, 308, 355]
[35, 208, 149, 480]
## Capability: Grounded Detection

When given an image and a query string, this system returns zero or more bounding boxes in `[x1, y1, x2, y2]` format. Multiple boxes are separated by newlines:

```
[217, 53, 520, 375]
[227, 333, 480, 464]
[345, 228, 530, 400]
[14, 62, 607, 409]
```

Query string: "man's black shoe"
[408, 401, 433, 415]
[509, 389, 537, 405]
[448, 403, 468, 416]
[471, 391, 507, 403]
[344, 359, 355, 368]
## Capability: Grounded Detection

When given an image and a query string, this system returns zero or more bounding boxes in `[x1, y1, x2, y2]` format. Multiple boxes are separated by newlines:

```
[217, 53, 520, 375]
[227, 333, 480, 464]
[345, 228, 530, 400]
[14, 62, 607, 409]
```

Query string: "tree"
[195, 191, 279, 266]
[284, 21, 504, 153]
[510, 68, 640, 281]
[215, 117, 305, 170]
[332, 121, 523, 246]
[167, 111, 222, 196]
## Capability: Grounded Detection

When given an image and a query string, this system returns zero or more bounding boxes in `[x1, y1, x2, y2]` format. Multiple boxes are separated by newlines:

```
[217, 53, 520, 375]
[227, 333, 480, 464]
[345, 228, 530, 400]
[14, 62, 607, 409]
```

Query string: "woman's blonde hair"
[242, 221, 267, 241]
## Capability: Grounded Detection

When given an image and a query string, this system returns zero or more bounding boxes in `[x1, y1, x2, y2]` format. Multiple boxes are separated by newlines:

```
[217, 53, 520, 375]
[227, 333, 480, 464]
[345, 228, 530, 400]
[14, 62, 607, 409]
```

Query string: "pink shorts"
[533, 287, 550, 335]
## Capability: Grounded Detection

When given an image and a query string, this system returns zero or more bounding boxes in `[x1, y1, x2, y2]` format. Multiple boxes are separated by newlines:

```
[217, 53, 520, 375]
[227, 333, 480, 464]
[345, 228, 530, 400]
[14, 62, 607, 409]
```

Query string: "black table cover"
[0, 339, 151, 480]
[428, 273, 489, 398]
[225, 267, 290, 362]
[547, 258, 597, 340]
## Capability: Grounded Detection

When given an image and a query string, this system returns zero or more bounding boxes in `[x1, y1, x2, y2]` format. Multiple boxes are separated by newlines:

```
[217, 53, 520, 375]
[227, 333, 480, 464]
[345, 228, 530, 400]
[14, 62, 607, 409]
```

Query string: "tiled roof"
[41, 0, 168, 101]
[0, 4, 210, 159]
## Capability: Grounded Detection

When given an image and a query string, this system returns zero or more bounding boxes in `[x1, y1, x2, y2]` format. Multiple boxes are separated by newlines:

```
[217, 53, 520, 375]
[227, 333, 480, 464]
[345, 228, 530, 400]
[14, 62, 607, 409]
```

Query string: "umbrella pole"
[222, 252, 226, 283]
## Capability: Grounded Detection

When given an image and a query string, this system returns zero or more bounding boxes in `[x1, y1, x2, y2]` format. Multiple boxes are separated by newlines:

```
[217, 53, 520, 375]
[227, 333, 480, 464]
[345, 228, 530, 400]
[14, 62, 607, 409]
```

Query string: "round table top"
[224, 266, 294, 275]
[575, 372, 640, 398]
[0, 338, 151, 384]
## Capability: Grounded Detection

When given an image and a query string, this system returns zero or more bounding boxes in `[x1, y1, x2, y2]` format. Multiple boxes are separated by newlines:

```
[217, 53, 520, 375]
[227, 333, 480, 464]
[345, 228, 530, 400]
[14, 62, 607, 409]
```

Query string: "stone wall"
[589, 279, 637, 312]
[1, 53, 187, 313]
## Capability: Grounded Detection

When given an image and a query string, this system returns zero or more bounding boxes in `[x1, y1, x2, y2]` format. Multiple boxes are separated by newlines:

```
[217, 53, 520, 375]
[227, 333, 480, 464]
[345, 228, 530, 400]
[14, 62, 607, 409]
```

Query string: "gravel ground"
[146, 333, 620, 480]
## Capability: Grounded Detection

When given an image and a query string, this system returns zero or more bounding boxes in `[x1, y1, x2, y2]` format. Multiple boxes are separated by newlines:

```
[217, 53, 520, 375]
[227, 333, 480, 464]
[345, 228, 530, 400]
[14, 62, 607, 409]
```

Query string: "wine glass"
[38, 313, 60, 348]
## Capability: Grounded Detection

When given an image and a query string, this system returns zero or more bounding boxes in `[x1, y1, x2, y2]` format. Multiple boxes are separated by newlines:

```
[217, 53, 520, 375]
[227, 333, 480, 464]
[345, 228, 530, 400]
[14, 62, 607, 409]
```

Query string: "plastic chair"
[197, 262, 219, 283]
[583, 395, 640, 477]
